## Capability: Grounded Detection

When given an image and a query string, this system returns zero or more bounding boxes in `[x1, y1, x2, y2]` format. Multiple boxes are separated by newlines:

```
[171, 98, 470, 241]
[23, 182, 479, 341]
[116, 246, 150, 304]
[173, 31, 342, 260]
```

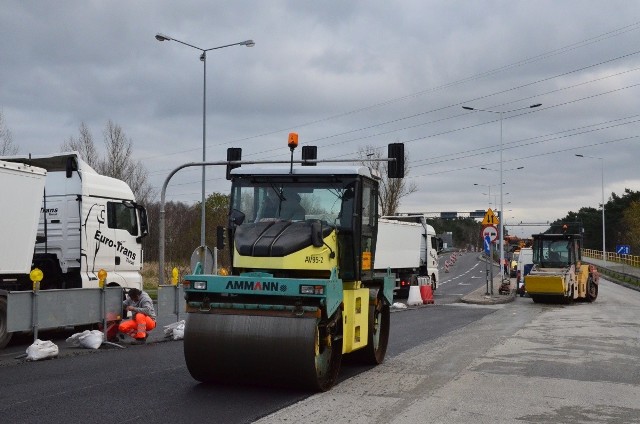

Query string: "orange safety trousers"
[118, 313, 156, 339]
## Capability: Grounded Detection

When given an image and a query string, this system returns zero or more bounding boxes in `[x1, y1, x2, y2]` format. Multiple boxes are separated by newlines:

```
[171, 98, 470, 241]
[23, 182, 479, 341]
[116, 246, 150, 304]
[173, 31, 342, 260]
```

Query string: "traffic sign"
[481, 208, 500, 226]
[484, 235, 491, 256]
[482, 225, 499, 243]
[616, 244, 631, 255]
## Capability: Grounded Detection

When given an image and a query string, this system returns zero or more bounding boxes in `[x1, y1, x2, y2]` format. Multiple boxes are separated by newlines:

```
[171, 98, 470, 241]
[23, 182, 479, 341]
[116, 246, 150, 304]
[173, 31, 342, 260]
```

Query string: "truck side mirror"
[387, 143, 404, 178]
[66, 157, 78, 178]
[136, 205, 149, 243]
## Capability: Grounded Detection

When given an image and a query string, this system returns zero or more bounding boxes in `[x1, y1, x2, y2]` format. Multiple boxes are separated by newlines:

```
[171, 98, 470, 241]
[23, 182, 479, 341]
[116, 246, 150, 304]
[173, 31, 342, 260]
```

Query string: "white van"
[517, 247, 534, 276]
[516, 247, 533, 295]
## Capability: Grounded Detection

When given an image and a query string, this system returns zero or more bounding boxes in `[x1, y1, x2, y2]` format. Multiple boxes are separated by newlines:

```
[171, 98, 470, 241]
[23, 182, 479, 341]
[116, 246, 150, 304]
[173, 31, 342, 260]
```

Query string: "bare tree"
[62, 120, 154, 204]
[0, 109, 18, 156]
[61, 122, 100, 168]
[358, 145, 417, 216]
[98, 120, 154, 204]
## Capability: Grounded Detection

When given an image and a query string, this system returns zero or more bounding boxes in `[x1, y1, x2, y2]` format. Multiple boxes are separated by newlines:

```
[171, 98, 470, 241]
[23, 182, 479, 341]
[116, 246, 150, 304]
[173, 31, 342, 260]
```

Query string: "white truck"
[0, 152, 149, 348]
[375, 215, 441, 298]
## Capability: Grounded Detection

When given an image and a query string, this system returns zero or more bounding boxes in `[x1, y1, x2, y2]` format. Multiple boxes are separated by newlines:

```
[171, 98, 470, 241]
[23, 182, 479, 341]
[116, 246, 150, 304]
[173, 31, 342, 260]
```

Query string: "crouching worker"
[119, 288, 156, 342]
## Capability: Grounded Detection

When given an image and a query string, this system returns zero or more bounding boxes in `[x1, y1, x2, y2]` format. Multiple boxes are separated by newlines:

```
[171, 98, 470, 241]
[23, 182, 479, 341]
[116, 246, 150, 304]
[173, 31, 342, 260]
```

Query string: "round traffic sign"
[482, 225, 499, 243]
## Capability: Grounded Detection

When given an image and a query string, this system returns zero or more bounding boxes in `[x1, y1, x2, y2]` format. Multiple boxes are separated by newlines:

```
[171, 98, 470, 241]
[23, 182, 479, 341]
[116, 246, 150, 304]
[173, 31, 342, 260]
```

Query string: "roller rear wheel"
[586, 277, 598, 302]
[352, 296, 390, 365]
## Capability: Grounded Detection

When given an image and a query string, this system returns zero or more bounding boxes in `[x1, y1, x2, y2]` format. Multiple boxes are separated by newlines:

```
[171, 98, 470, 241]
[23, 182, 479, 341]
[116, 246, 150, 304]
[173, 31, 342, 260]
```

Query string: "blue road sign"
[484, 235, 491, 256]
[616, 244, 631, 255]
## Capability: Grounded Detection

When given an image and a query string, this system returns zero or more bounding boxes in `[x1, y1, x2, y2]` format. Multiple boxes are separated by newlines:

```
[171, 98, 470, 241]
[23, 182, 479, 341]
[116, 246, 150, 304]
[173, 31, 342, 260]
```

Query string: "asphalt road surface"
[5, 254, 637, 423]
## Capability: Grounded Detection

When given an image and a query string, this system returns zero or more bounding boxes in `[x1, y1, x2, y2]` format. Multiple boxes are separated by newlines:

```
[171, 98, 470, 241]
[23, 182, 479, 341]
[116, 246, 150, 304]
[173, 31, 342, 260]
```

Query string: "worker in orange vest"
[118, 288, 156, 342]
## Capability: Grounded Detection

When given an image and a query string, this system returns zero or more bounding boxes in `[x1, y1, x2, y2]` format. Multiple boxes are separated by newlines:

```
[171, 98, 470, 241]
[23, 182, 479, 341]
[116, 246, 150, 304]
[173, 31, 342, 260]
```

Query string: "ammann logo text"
[94, 230, 136, 261]
[225, 280, 280, 291]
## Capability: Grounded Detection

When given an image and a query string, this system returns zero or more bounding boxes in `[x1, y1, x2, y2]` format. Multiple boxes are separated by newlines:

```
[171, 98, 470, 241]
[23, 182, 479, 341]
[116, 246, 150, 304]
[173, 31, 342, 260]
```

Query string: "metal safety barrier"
[5, 282, 185, 346]
[6, 287, 124, 342]
[157, 284, 185, 323]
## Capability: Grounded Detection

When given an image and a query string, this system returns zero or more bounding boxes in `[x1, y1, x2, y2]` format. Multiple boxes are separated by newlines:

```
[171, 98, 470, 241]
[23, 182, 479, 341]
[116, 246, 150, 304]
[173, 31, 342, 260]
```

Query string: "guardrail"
[582, 249, 640, 268]
[6, 283, 185, 346]
[582, 249, 640, 289]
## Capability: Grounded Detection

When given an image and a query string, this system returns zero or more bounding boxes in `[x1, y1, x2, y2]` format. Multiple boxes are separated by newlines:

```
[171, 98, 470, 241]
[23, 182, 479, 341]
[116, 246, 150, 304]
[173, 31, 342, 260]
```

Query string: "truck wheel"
[0, 297, 13, 349]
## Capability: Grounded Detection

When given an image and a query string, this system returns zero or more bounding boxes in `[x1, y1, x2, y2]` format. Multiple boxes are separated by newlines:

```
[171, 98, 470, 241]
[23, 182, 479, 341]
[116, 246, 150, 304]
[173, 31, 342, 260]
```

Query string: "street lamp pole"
[155, 33, 255, 250]
[463, 103, 541, 279]
[575, 154, 606, 262]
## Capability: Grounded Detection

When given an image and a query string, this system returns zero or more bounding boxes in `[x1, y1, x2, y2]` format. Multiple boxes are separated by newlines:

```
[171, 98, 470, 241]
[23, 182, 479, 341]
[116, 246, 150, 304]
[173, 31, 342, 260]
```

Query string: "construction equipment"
[524, 224, 599, 303]
[182, 136, 404, 391]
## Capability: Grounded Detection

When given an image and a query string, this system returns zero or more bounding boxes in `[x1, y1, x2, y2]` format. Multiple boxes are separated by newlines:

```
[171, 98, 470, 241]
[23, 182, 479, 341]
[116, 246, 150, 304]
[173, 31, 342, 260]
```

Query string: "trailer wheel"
[0, 297, 13, 349]
[586, 277, 598, 302]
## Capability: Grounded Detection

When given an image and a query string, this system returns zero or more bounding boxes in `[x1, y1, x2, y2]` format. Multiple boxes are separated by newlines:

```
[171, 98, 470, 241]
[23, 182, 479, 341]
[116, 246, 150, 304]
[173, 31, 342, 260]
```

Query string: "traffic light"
[216, 226, 226, 250]
[226, 148, 242, 180]
[302, 145, 317, 166]
[388, 143, 405, 178]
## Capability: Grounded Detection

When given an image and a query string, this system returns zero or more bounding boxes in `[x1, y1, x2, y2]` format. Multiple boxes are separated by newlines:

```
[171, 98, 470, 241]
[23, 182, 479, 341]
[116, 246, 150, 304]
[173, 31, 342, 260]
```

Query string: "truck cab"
[2, 153, 148, 290]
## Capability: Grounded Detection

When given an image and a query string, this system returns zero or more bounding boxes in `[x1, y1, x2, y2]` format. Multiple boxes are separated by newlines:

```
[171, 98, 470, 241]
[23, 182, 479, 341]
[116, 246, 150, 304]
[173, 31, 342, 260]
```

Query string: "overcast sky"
[2, 1, 639, 238]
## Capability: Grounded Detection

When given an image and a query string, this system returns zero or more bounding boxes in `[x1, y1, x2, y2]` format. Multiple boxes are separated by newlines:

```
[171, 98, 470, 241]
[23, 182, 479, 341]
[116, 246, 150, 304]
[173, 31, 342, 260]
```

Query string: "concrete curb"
[460, 274, 516, 305]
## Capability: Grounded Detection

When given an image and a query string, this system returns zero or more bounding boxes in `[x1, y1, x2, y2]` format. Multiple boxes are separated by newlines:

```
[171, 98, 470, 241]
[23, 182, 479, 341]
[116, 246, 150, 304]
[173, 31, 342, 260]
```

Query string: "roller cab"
[183, 164, 394, 391]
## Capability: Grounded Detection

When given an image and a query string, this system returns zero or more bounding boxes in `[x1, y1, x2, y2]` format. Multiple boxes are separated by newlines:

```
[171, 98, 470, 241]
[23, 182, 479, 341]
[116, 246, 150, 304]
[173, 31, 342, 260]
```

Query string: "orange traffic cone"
[420, 285, 434, 304]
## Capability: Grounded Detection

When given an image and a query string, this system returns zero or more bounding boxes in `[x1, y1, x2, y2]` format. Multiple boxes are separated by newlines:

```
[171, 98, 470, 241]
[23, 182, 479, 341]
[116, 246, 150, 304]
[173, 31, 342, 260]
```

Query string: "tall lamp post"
[474, 183, 503, 208]
[463, 103, 541, 278]
[155, 33, 255, 252]
[575, 154, 606, 262]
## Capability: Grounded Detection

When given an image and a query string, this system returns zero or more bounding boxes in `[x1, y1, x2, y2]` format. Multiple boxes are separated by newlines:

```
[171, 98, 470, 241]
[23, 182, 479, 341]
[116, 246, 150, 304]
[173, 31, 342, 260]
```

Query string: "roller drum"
[184, 312, 342, 391]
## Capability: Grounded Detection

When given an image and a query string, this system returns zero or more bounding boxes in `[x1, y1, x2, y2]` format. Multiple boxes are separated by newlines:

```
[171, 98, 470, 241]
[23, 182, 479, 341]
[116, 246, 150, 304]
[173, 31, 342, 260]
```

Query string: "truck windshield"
[230, 178, 356, 228]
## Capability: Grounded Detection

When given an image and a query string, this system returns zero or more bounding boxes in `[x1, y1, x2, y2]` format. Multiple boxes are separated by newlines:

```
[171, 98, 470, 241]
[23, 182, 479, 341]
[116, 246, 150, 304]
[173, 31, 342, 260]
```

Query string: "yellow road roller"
[525, 224, 599, 304]
[183, 138, 404, 391]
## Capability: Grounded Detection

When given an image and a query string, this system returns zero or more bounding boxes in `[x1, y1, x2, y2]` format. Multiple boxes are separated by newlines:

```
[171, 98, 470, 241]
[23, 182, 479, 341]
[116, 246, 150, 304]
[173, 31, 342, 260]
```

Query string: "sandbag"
[66, 330, 104, 349]
[26, 339, 59, 361]
[163, 320, 186, 340]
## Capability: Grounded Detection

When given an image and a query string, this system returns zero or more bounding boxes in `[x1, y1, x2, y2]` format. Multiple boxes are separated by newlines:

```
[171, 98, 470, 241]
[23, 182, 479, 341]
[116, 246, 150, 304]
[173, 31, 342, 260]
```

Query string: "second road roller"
[524, 223, 599, 304]
[182, 135, 405, 391]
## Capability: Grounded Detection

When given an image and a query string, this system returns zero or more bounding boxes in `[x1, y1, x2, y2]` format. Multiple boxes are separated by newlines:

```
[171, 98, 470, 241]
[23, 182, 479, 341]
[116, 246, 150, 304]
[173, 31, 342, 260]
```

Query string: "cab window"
[108, 202, 139, 236]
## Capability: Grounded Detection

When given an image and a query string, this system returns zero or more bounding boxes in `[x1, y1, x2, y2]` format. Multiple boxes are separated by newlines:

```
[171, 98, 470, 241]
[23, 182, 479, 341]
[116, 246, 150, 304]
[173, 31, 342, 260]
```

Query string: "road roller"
[525, 223, 599, 304]
[182, 138, 404, 391]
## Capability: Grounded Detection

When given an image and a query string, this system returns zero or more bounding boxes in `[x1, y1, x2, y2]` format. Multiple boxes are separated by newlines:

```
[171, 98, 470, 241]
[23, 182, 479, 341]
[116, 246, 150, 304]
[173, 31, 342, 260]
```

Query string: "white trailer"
[0, 160, 47, 276]
[0, 152, 149, 348]
[375, 217, 440, 297]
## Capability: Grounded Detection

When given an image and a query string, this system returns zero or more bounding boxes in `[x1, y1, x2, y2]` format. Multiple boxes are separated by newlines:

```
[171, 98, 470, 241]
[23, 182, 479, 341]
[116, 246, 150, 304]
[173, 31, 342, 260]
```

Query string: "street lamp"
[474, 182, 504, 208]
[575, 154, 606, 262]
[481, 166, 524, 172]
[156, 33, 254, 252]
[463, 103, 541, 278]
